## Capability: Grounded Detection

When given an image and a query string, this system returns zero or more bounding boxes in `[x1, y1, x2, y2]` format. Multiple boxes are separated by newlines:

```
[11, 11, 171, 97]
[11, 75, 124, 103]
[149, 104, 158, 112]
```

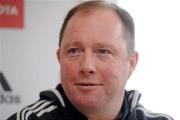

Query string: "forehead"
[64, 8, 124, 37]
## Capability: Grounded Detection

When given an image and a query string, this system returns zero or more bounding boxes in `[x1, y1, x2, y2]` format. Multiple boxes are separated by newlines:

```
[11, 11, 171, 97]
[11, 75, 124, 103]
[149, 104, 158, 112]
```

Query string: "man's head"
[57, 1, 138, 119]
[59, 0, 135, 57]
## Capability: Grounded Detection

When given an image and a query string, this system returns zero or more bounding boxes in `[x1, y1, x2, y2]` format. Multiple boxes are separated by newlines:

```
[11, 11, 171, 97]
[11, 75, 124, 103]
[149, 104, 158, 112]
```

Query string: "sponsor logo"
[0, 4, 19, 16]
[0, 0, 24, 28]
[0, 72, 21, 104]
[0, 72, 12, 91]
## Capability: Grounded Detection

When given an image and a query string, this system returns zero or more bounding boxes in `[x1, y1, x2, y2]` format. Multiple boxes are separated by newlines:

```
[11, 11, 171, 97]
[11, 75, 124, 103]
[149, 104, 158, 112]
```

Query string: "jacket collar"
[55, 84, 141, 120]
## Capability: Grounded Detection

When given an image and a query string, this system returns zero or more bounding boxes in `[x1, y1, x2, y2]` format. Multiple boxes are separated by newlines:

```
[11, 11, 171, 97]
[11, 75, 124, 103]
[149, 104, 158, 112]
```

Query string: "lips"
[74, 83, 102, 92]
[75, 83, 102, 86]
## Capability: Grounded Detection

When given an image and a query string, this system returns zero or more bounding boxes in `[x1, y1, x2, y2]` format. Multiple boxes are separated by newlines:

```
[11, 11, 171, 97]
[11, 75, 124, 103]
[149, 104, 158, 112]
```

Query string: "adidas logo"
[0, 72, 21, 104]
[0, 72, 12, 92]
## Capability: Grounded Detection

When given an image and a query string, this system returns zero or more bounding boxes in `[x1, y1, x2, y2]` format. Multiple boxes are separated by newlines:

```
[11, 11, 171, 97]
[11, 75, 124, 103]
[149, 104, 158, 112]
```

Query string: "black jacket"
[7, 84, 173, 120]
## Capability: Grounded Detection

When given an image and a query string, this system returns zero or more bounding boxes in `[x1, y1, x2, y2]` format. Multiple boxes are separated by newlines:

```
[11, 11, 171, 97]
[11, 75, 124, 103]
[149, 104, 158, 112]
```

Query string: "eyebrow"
[63, 41, 83, 49]
[92, 42, 117, 50]
[62, 40, 118, 53]
[92, 42, 121, 55]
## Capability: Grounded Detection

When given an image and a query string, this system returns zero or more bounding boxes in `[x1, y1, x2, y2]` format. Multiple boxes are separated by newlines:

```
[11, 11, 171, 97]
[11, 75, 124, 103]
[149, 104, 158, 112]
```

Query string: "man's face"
[57, 8, 138, 112]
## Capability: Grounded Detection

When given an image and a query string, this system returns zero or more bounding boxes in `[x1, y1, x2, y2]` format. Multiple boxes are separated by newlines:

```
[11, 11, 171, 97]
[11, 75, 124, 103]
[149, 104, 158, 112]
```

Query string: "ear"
[57, 49, 61, 65]
[128, 51, 138, 78]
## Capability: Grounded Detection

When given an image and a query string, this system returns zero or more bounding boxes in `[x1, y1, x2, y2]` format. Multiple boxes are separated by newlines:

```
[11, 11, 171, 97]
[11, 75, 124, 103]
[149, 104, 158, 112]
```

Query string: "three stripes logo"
[0, 72, 21, 104]
[0, 72, 12, 92]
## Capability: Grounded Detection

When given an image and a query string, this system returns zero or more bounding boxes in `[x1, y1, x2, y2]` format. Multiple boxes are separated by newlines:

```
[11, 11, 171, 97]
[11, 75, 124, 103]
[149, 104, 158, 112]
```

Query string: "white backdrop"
[118, 0, 180, 119]
[0, 0, 179, 119]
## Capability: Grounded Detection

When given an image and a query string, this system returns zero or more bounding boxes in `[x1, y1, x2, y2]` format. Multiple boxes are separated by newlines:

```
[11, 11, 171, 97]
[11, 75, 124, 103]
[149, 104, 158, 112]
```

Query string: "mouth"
[75, 83, 102, 86]
[74, 83, 103, 92]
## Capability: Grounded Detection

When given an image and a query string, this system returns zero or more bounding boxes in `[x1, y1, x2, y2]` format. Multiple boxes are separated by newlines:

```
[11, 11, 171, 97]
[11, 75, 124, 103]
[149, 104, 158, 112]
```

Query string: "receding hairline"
[73, 1, 114, 11]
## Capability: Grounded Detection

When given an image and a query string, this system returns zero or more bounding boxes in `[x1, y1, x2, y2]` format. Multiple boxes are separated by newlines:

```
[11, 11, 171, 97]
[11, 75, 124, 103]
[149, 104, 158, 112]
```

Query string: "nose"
[80, 52, 96, 75]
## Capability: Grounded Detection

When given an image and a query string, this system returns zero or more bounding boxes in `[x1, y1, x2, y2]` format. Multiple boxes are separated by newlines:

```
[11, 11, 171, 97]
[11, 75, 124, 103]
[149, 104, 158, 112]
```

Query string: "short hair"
[59, 0, 135, 56]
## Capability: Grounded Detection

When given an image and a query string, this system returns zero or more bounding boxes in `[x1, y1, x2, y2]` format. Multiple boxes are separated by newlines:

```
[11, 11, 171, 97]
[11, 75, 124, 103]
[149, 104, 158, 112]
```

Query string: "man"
[8, 1, 173, 120]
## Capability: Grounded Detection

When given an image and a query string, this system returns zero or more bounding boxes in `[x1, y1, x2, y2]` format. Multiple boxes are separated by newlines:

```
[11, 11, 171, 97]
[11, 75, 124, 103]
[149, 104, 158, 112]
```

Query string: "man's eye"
[67, 48, 82, 56]
[96, 49, 111, 55]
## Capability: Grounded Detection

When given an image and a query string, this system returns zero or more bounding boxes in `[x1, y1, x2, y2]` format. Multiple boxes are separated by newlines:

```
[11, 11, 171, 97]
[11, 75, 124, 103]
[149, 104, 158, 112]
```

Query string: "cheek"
[99, 62, 126, 81]
[98, 62, 128, 91]
[61, 61, 79, 82]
